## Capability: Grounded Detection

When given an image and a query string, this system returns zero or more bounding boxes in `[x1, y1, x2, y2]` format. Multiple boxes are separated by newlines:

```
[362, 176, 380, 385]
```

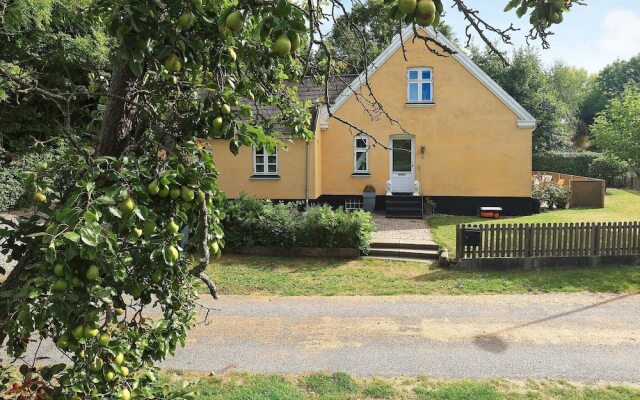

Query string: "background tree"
[0, 0, 584, 398]
[471, 46, 566, 152]
[591, 87, 640, 177]
[325, 0, 457, 74]
[579, 55, 640, 140]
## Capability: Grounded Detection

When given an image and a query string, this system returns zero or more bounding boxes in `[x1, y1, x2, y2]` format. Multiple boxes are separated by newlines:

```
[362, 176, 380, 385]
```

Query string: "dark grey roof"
[256, 75, 356, 133]
[296, 75, 357, 106]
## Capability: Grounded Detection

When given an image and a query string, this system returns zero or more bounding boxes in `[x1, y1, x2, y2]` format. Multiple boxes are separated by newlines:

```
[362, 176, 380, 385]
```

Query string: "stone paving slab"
[371, 213, 435, 244]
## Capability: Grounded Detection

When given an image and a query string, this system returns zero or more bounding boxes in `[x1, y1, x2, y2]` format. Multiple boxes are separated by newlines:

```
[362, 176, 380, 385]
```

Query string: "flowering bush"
[532, 175, 571, 209]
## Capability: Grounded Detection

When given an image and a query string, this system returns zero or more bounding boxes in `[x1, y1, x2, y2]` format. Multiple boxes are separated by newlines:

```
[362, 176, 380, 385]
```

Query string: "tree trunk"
[96, 61, 139, 157]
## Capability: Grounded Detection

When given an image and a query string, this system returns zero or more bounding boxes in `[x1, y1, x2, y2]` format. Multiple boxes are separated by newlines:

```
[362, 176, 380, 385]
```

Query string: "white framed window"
[353, 135, 369, 173]
[253, 146, 278, 175]
[407, 67, 433, 103]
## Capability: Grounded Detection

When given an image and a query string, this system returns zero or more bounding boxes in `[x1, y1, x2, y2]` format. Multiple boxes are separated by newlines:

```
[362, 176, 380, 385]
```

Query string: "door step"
[385, 195, 423, 218]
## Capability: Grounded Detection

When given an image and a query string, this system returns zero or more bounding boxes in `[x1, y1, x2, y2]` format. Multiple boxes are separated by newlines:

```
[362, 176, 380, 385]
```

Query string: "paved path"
[164, 293, 640, 382]
[23, 293, 640, 382]
[371, 214, 435, 245]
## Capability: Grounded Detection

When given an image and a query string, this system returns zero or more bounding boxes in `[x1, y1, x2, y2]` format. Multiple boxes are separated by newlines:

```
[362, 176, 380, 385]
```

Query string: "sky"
[444, 0, 640, 73]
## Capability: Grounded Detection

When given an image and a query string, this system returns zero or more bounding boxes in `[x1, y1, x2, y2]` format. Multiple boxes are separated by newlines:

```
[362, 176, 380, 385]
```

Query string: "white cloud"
[592, 9, 640, 69]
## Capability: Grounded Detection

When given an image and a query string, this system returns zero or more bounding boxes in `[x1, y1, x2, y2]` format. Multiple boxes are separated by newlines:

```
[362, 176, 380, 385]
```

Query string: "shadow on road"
[472, 293, 636, 354]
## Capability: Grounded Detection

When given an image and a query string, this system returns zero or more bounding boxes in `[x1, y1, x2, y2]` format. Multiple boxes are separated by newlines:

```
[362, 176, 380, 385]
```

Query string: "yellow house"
[204, 26, 537, 217]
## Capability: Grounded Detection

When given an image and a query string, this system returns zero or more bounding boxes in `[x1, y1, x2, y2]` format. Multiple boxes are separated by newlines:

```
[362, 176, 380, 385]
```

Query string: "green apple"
[180, 186, 195, 202]
[158, 185, 170, 198]
[120, 365, 130, 377]
[120, 388, 131, 400]
[151, 269, 163, 283]
[54, 263, 65, 277]
[142, 220, 157, 235]
[165, 245, 179, 263]
[212, 116, 223, 131]
[226, 10, 243, 32]
[177, 11, 195, 29]
[52, 279, 69, 293]
[99, 332, 110, 346]
[398, 0, 417, 14]
[167, 218, 180, 234]
[86, 264, 100, 281]
[170, 187, 181, 200]
[220, 104, 231, 115]
[33, 192, 47, 203]
[119, 197, 136, 215]
[84, 326, 99, 338]
[71, 325, 85, 339]
[164, 54, 182, 73]
[147, 180, 160, 195]
[104, 370, 115, 382]
[272, 34, 292, 57]
[115, 352, 125, 365]
[227, 47, 237, 62]
[133, 227, 143, 238]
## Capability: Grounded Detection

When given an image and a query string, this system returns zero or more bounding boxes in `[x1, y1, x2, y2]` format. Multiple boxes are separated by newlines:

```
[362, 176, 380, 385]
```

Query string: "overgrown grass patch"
[205, 255, 640, 296]
[160, 371, 640, 400]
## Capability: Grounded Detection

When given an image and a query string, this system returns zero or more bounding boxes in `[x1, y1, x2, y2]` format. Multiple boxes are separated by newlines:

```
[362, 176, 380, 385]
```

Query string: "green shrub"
[221, 195, 375, 252]
[533, 151, 600, 176]
[589, 155, 630, 186]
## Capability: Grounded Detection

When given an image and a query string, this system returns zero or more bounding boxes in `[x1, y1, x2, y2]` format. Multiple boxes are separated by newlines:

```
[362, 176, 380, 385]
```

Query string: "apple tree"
[0, 0, 579, 398]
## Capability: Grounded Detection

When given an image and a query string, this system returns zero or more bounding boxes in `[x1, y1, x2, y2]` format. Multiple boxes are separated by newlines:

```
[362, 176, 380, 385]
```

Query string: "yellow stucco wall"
[201, 138, 316, 200]
[204, 32, 533, 200]
[321, 34, 533, 198]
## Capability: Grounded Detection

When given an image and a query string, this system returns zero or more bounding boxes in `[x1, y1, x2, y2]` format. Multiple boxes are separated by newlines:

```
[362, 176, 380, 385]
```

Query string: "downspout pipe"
[305, 141, 310, 208]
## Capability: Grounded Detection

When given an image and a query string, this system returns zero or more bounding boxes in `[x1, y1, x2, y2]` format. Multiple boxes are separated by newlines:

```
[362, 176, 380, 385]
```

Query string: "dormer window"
[407, 67, 433, 103]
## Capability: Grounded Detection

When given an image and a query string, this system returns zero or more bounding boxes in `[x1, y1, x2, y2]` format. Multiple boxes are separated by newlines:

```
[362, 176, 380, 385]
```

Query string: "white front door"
[390, 136, 415, 193]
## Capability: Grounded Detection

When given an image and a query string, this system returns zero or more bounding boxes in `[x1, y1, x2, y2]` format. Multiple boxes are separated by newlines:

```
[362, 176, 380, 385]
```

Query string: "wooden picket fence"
[456, 221, 640, 259]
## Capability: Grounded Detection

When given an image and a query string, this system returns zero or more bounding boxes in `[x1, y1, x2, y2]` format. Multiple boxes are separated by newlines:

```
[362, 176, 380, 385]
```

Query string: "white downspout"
[305, 140, 310, 208]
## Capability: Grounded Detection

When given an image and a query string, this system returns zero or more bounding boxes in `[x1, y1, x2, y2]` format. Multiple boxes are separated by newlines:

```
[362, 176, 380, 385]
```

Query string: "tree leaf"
[63, 232, 81, 242]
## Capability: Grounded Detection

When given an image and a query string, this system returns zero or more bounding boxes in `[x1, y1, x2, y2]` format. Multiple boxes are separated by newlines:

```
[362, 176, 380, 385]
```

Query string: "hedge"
[222, 194, 376, 253]
[533, 151, 600, 177]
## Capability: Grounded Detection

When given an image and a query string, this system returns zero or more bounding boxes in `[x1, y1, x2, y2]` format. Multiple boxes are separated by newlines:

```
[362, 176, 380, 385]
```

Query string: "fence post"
[456, 224, 464, 260]
[591, 223, 600, 256]
[524, 224, 532, 257]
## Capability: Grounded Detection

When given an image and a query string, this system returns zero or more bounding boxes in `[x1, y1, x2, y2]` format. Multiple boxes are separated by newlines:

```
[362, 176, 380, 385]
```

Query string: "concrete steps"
[367, 240, 440, 261]
[385, 195, 423, 219]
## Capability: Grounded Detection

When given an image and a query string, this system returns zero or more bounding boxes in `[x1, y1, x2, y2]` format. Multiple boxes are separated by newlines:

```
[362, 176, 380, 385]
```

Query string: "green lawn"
[428, 188, 640, 255]
[162, 371, 640, 400]
[204, 255, 640, 296]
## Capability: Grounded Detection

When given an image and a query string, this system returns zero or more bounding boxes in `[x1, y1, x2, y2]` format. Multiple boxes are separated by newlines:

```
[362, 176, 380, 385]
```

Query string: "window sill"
[405, 102, 435, 108]
[352, 173, 371, 177]
[250, 175, 281, 180]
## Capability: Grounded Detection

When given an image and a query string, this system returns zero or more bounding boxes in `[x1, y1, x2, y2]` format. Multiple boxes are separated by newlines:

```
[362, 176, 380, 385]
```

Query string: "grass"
[202, 188, 640, 297]
[427, 188, 640, 256]
[204, 255, 640, 296]
[160, 371, 640, 400]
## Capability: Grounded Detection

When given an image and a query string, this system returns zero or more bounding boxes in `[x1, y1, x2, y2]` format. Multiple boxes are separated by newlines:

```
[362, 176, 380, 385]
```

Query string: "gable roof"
[318, 25, 537, 130]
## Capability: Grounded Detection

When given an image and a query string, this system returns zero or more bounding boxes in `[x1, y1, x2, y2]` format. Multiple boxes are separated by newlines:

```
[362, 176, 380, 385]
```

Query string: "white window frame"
[407, 67, 434, 103]
[353, 135, 370, 174]
[252, 146, 279, 175]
